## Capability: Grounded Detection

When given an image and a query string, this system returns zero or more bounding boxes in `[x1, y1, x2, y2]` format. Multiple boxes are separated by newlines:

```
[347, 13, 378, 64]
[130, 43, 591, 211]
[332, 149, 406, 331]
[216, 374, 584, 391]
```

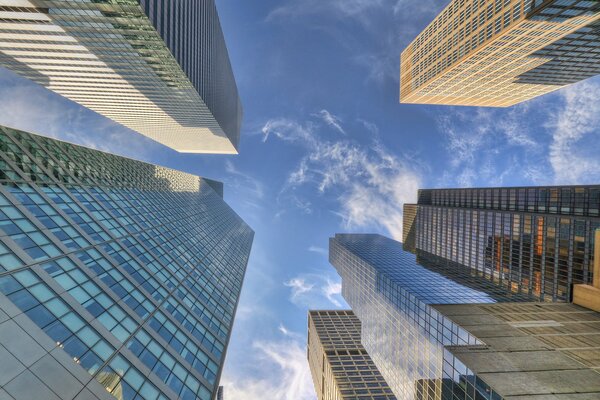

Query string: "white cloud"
[322, 280, 342, 307]
[284, 273, 345, 309]
[284, 278, 316, 302]
[262, 118, 316, 146]
[264, 116, 420, 240]
[308, 246, 327, 255]
[549, 81, 600, 184]
[221, 332, 314, 400]
[316, 110, 345, 135]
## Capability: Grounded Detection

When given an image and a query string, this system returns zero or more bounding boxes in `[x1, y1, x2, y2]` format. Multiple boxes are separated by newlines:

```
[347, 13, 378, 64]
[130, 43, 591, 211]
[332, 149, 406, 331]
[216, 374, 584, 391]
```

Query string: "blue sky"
[1, 0, 600, 399]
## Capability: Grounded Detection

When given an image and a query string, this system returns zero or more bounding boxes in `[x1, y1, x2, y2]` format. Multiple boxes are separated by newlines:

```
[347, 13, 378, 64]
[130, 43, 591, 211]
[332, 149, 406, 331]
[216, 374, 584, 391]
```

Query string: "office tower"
[217, 386, 224, 400]
[0, 125, 254, 400]
[330, 234, 600, 399]
[405, 186, 600, 302]
[400, 0, 600, 107]
[0, 0, 242, 154]
[307, 310, 396, 400]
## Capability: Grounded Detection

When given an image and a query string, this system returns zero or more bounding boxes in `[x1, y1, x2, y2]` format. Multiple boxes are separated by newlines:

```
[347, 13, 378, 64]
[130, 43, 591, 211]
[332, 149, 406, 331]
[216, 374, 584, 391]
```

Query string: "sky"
[1, 0, 600, 399]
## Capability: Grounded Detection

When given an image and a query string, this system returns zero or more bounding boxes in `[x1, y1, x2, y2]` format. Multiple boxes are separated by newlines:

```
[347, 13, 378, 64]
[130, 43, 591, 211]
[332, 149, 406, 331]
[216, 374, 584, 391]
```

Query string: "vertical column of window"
[460, 209, 467, 266]
[500, 189, 507, 211]
[555, 218, 571, 301]
[527, 188, 537, 212]
[449, 209, 456, 262]
[471, 211, 478, 275]
[517, 188, 526, 212]
[589, 188, 599, 217]
[502, 213, 512, 289]
[511, 214, 521, 291]
[492, 189, 499, 210]
[509, 188, 516, 211]
[574, 188, 585, 216]
[544, 217, 557, 300]
[443, 208, 450, 260]
[521, 214, 531, 296]
[537, 187, 547, 214]
[549, 188, 559, 214]
[491, 213, 501, 284]
[561, 188, 573, 215]
[532, 216, 544, 299]
[484, 212, 494, 280]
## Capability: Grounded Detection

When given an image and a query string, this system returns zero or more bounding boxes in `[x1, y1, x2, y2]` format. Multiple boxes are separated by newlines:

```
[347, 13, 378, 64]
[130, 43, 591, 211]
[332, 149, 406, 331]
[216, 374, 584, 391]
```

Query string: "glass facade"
[0, 0, 242, 153]
[400, 0, 600, 107]
[410, 186, 600, 302]
[0, 125, 253, 399]
[329, 234, 532, 400]
[307, 310, 396, 399]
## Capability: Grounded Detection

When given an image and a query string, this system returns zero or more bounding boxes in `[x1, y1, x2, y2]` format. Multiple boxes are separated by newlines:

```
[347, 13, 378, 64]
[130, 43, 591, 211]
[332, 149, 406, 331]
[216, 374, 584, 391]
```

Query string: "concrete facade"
[438, 302, 600, 399]
[307, 310, 396, 400]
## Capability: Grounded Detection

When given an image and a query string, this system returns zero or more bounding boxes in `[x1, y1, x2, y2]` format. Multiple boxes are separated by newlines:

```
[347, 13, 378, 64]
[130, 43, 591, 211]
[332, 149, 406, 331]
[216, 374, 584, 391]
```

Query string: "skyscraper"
[329, 234, 600, 399]
[0, 125, 254, 400]
[405, 185, 600, 302]
[0, 0, 242, 154]
[400, 0, 600, 107]
[307, 310, 396, 400]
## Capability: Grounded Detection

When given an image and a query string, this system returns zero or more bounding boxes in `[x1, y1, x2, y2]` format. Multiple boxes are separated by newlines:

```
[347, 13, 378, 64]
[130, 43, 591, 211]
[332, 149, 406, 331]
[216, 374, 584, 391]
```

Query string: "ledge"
[573, 284, 600, 313]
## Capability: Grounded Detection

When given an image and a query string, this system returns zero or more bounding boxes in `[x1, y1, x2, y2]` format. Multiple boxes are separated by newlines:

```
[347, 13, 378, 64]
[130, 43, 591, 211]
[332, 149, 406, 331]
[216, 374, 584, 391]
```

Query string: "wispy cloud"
[284, 273, 345, 309]
[267, 0, 386, 24]
[548, 81, 600, 184]
[262, 118, 316, 146]
[435, 103, 545, 188]
[266, 0, 443, 85]
[308, 246, 327, 255]
[224, 160, 265, 205]
[264, 115, 420, 240]
[221, 329, 314, 400]
[316, 110, 345, 135]
[435, 79, 600, 188]
[284, 277, 316, 302]
[323, 280, 342, 307]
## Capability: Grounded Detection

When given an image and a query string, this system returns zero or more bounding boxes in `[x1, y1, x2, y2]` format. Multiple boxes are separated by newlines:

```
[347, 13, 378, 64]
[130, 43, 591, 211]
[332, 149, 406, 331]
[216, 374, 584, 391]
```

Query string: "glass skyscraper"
[0, 125, 253, 400]
[400, 0, 600, 107]
[405, 186, 600, 302]
[330, 234, 600, 400]
[0, 0, 242, 154]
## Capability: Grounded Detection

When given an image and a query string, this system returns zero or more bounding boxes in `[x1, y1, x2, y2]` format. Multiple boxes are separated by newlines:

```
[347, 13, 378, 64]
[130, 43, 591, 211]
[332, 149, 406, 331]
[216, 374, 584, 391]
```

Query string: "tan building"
[307, 310, 396, 400]
[400, 0, 600, 107]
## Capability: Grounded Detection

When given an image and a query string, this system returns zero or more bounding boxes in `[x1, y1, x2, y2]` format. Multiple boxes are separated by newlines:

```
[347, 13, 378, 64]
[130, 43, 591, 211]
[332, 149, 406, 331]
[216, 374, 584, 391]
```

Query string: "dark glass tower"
[405, 186, 600, 302]
[0, 125, 253, 400]
[330, 234, 600, 400]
